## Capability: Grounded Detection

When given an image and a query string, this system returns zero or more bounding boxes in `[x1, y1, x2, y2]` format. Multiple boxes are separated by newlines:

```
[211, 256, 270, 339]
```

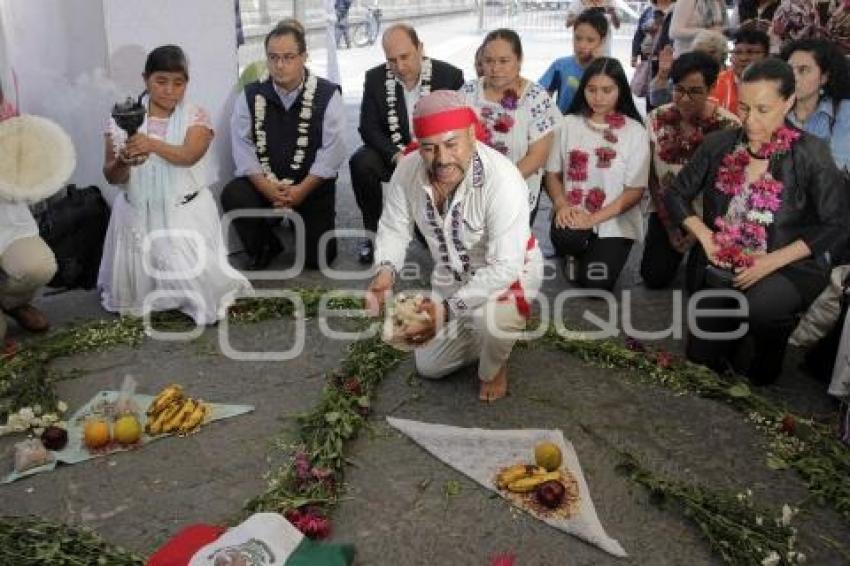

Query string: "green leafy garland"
[0, 516, 144, 565]
[2, 293, 848, 564]
[542, 328, 850, 523]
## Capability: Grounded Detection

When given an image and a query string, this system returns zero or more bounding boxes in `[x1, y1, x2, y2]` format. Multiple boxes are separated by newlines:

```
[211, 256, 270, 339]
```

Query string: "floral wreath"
[385, 57, 432, 151]
[479, 87, 519, 156]
[712, 126, 801, 269]
[653, 105, 729, 166]
[254, 70, 319, 185]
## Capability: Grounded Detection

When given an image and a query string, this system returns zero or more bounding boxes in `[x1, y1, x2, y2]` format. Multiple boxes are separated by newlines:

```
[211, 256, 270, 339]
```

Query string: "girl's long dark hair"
[781, 38, 850, 102]
[566, 57, 643, 125]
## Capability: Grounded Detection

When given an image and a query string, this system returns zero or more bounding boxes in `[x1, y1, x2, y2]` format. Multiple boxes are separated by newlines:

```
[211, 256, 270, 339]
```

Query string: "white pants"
[0, 236, 57, 340]
[414, 298, 528, 382]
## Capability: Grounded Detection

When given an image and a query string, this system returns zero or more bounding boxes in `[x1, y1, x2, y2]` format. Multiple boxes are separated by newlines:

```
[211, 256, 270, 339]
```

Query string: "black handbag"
[35, 185, 110, 290]
[704, 264, 736, 288]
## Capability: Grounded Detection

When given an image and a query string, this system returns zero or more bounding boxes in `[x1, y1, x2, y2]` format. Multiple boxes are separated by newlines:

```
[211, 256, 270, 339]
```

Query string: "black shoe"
[248, 238, 283, 270]
[358, 240, 374, 264]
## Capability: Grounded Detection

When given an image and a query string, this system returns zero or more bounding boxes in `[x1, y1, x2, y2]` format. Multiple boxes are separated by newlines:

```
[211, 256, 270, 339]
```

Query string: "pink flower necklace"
[564, 149, 606, 213]
[712, 126, 800, 269]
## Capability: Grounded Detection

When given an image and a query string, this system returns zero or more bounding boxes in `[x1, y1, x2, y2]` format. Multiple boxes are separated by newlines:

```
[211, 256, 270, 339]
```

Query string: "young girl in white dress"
[100, 45, 251, 324]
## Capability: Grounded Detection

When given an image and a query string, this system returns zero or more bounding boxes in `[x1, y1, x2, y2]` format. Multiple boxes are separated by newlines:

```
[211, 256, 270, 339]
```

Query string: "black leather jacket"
[664, 127, 849, 303]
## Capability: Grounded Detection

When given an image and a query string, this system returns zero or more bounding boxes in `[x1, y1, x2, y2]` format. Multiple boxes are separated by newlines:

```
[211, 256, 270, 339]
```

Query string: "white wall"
[0, 0, 238, 200]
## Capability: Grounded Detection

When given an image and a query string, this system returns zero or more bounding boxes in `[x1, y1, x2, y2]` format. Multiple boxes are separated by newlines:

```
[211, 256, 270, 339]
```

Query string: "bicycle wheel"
[351, 23, 371, 48]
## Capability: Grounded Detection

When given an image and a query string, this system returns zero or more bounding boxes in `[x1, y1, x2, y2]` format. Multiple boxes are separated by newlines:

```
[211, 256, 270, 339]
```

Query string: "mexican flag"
[148, 513, 354, 566]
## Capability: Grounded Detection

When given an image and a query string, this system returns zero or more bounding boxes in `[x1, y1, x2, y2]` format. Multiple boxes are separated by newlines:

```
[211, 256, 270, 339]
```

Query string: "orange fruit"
[114, 414, 142, 445]
[83, 418, 110, 449]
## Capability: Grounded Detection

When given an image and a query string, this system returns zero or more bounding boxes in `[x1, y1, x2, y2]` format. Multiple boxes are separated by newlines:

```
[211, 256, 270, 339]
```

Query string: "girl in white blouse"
[544, 57, 650, 291]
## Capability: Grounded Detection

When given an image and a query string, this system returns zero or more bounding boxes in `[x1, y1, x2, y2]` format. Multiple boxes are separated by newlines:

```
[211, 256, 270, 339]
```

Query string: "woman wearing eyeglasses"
[640, 51, 739, 290]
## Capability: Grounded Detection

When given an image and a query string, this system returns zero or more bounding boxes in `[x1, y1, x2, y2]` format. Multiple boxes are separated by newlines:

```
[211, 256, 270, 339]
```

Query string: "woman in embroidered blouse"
[664, 59, 848, 385]
[100, 45, 250, 324]
[640, 51, 740, 290]
[782, 38, 850, 171]
[460, 28, 561, 222]
[544, 57, 650, 291]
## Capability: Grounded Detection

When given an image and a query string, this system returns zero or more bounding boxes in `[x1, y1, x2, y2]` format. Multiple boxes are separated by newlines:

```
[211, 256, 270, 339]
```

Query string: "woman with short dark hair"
[640, 51, 740, 290]
[664, 58, 849, 385]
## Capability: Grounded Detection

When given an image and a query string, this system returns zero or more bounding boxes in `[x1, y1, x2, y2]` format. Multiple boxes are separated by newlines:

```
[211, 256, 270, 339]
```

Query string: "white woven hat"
[0, 115, 76, 203]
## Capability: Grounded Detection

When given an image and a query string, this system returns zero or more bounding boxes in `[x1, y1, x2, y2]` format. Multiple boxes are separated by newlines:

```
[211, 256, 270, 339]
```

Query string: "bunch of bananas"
[497, 464, 562, 493]
[145, 385, 210, 436]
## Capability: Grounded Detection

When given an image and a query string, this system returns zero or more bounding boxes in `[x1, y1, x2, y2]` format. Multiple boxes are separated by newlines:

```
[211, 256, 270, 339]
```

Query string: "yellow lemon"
[114, 414, 142, 445]
[534, 441, 562, 472]
[83, 418, 111, 449]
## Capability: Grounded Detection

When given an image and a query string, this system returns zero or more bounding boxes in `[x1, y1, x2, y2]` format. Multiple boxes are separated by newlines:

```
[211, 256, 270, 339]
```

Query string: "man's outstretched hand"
[365, 268, 394, 316]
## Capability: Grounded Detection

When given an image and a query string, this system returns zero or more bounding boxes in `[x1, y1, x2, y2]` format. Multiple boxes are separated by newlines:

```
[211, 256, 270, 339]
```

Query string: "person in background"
[711, 26, 770, 113]
[632, 0, 673, 69]
[649, 29, 728, 107]
[566, 0, 620, 57]
[782, 38, 850, 171]
[335, 0, 353, 49]
[223, 22, 347, 270]
[664, 58, 848, 385]
[0, 94, 56, 357]
[545, 57, 649, 291]
[100, 45, 250, 324]
[668, 0, 728, 55]
[461, 28, 560, 222]
[540, 9, 608, 114]
[733, 0, 779, 33]
[640, 51, 740, 290]
[349, 24, 464, 264]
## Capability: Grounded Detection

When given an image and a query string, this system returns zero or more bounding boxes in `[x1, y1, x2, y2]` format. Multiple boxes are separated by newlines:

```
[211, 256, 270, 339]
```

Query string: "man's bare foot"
[479, 365, 508, 402]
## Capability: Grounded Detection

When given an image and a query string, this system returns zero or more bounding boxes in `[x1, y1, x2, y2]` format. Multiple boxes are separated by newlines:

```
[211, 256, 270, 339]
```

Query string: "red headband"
[404, 107, 488, 155]
[412, 107, 478, 139]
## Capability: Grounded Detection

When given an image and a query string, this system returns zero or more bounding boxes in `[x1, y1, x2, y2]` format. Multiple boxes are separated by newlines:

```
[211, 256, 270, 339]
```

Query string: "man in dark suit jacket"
[349, 23, 464, 263]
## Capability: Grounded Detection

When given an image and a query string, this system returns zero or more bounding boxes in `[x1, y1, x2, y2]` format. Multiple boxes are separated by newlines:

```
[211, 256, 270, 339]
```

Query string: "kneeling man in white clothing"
[365, 90, 543, 402]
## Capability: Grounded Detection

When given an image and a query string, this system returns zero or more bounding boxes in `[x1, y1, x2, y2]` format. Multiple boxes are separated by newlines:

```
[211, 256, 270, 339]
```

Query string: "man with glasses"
[711, 26, 770, 113]
[223, 21, 347, 270]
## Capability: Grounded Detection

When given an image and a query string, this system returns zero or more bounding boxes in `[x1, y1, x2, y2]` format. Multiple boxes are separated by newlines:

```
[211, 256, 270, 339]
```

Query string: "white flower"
[57, 401, 68, 413]
[294, 153, 305, 163]
[18, 407, 34, 422]
[747, 210, 774, 224]
[761, 551, 781, 566]
[291, 164, 300, 170]
[781, 504, 794, 526]
[282, 178, 294, 185]
[299, 108, 312, 120]
[388, 116, 399, 125]
[33, 404, 42, 416]
[391, 133, 402, 142]
[385, 79, 395, 88]
[296, 136, 308, 148]
[33, 427, 44, 436]
[756, 516, 764, 526]
[797, 552, 806, 563]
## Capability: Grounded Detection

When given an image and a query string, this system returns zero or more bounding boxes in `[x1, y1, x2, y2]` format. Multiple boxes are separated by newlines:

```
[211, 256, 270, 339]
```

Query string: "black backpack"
[35, 185, 110, 290]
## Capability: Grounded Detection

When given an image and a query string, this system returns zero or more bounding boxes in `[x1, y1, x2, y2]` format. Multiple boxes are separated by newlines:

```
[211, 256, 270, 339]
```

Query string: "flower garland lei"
[254, 70, 318, 185]
[585, 111, 625, 169]
[385, 57, 432, 151]
[654, 105, 725, 165]
[711, 126, 801, 269]
[479, 87, 519, 156]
